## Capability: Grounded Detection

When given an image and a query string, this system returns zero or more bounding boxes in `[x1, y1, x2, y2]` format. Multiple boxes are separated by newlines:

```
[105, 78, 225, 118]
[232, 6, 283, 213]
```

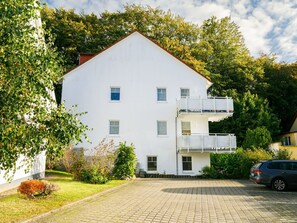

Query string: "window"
[181, 88, 190, 98]
[109, 120, 119, 135]
[290, 162, 297, 170]
[111, 87, 120, 101]
[181, 122, 191, 135]
[182, 156, 192, 171]
[267, 162, 281, 170]
[157, 88, 166, 101]
[282, 136, 291, 146]
[147, 156, 157, 171]
[157, 121, 167, 135]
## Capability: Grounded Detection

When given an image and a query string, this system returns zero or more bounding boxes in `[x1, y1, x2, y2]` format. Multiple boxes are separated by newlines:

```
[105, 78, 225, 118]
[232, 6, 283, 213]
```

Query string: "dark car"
[250, 160, 297, 191]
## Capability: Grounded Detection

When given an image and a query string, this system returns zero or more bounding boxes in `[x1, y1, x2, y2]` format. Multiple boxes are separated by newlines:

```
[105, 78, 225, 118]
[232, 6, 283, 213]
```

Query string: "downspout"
[175, 115, 179, 176]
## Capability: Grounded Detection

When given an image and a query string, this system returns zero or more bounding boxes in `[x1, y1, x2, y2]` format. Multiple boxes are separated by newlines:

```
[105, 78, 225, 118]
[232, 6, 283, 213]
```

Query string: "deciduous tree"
[0, 0, 88, 177]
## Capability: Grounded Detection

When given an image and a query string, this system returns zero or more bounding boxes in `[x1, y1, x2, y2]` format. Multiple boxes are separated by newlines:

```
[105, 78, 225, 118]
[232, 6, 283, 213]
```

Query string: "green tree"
[0, 0, 88, 177]
[257, 57, 297, 132]
[41, 6, 89, 69]
[210, 91, 280, 146]
[243, 127, 272, 149]
[112, 143, 137, 179]
[193, 16, 264, 96]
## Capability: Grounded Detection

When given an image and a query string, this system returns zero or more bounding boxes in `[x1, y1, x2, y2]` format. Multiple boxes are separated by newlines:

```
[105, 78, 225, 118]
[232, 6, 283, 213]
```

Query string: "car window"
[280, 162, 291, 170]
[267, 162, 281, 169]
[289, 162, 297, 171]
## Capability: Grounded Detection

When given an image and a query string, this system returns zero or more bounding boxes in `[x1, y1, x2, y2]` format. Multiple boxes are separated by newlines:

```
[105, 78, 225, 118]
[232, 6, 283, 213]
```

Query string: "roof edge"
[63, 30, 212, 83]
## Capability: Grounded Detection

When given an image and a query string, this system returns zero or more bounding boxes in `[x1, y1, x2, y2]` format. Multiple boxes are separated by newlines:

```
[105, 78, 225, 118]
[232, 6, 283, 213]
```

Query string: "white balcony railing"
[177, 97, 234, 114]
[177, 133, 236, 153]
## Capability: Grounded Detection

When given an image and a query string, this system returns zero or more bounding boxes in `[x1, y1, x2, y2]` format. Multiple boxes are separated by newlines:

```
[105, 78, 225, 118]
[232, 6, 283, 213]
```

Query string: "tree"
[210, 91, 280, 146]
[0, 0, 88, 177]
[193, 16, 265, 96]
[243, 127, 272, 149]
[257, 57, 297, 132]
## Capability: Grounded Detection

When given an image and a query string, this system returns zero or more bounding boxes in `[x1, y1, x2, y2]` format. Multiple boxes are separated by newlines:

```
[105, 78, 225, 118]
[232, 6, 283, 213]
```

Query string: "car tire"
[272, 178, 287, 191]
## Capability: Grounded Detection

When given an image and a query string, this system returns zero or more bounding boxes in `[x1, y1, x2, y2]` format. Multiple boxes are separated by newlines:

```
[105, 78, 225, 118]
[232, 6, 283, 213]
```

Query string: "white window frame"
[157, 88, 167, 102]
[182, 156, 192, 171]
[180, 88, 190, 98]
[109, 120, 120, 135]
[147, 156, 157, 172]
[157, 121, 167, 136]
[110, 87, 121, 101]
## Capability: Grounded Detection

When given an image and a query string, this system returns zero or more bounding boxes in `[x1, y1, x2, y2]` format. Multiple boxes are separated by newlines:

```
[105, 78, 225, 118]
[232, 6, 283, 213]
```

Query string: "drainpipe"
[175, 116, 179, 176]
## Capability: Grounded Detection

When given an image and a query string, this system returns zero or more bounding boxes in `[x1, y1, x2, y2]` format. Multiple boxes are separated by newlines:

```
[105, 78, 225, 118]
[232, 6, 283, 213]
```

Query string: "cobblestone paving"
[28, 179, 297, 223]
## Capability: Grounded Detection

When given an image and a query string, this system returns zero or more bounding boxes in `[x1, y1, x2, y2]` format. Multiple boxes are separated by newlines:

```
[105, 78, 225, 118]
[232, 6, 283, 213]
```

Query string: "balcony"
[177, 133, 236, 153]
[177, 97, 234, 121]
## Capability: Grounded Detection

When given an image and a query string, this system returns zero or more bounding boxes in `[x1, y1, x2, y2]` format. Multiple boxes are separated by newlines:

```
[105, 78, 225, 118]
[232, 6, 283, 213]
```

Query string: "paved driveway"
[28, 179, 297, 223]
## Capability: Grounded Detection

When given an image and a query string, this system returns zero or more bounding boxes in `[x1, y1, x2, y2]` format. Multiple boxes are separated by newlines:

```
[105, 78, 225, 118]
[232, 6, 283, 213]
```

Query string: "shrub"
[17, 180, 59, 198]
[200, 166, 221, 179]
[273, 149, 292, 160]
[80, 167, 109, 184]
[68, 148, 86, 181]
[63, 139, 116, 184]
[112, 143, 137, 179]
[202, 148, 273, 179]
[243, 127, 272, 149]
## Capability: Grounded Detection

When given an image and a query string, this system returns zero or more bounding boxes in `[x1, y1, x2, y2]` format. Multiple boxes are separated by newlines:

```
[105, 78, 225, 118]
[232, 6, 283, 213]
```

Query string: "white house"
[62, 31, 236, 176]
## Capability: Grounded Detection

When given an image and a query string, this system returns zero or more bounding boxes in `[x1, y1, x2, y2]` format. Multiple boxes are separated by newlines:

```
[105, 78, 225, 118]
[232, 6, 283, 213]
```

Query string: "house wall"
[0, 152, 45, 192]
[178, 152, 210, 175]
[62, 33, 213, 175]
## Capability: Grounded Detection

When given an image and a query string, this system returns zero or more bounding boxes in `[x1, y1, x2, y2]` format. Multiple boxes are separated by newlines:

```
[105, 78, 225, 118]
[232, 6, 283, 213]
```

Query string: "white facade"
[62, 31, 236, 176]
[0, 153, 46, 192]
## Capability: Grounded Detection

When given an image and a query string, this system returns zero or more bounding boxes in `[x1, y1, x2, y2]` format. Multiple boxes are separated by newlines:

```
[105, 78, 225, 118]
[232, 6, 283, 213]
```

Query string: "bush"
[68, 148, 86, 181]
[200, 166, 221, 179]
[112, 143, 137, 179]
[64, 139, 116, 184]
[80, 167, 109, 184]
[273, 149, 292, 160]
[17, 180, 59, 198]
[201, 148, 273, 179]
[243, 127, 272, 149]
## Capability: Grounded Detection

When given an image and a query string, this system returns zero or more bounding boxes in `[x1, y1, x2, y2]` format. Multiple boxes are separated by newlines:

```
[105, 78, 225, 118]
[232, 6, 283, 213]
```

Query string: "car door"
[283, 162, 297, 187]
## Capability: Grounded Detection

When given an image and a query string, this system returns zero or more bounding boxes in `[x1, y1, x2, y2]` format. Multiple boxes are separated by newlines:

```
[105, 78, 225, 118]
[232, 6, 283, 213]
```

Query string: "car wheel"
[272, 178, 287, 191]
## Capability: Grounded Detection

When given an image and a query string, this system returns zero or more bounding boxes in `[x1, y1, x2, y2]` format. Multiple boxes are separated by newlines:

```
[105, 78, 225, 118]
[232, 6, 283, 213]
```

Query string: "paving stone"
[25, 179, 297, 223]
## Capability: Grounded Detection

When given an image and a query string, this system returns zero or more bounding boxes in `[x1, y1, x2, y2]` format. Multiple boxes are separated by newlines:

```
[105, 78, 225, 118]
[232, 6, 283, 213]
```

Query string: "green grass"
[0, 170, 127, 223]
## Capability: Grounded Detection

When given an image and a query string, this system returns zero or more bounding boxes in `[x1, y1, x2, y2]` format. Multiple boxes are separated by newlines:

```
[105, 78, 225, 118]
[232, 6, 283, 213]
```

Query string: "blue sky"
[43, 0, 297, 63]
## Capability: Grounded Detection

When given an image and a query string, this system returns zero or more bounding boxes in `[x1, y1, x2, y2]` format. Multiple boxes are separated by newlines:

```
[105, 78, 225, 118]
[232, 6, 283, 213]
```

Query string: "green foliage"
[112, 143, 137, 179]
[80, 167, 109, 184]
[243, 126, 272, 149]
[194, 17, 262, 95]
[273, 149, 292, 160]
[257, 58, 297, 132]
[201, 148, 272, 179]
[210, 91, 280, 146]
[66, 139, 116, 184]
[0, 0, 88, 178]
[200, 166, 220, 179]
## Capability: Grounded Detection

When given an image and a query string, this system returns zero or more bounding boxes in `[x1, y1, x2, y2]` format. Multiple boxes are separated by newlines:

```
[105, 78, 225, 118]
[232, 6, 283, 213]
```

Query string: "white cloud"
[43, 0, 297, 62]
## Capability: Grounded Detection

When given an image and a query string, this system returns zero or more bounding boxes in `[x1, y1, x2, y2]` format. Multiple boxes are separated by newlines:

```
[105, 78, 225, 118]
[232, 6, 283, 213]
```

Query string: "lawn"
[0, 170, 128, 223]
